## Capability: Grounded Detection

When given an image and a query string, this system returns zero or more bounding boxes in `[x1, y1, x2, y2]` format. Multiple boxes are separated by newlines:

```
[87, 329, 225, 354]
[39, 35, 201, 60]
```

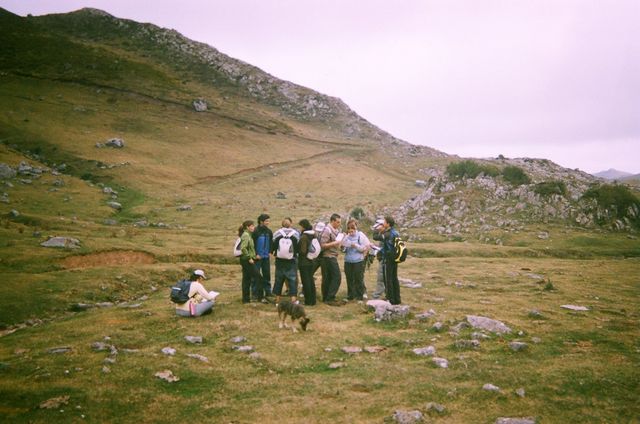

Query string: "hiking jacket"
[239, 230, 256, 260]
[380, 228, 399, 262]
[252, 225, 273, 258]
[343, 231, 370, 263]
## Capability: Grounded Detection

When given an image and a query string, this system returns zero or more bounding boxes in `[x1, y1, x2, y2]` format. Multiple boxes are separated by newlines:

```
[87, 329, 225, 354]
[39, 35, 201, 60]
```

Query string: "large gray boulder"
[40, 236, 81, 249]
[466, 315, 512, 334]
[0, 163, 16, 179]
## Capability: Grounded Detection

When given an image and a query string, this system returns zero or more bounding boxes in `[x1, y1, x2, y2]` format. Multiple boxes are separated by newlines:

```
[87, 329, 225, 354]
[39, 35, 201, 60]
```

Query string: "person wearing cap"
[371, 218, 386, 300]
[175, 269, 220, 317]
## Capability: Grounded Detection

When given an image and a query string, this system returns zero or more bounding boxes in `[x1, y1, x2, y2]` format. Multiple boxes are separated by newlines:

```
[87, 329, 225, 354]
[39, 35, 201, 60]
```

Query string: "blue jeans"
[252, 257, 272, 297]
[273, 259, 298, 296]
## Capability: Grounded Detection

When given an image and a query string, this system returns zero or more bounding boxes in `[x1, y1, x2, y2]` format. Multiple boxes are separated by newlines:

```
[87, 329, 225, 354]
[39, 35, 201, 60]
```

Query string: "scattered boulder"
[41, 236, 80, 250]
[432, 322, 444, 332]
[425, 402, 446, 414]
[192, 99, 208, 112]
[432, 357, 449, 368]
[413, 346, 436, 356]
[341, 346, 363, 354]
[0, 163, 16, 179]
[39, 395, 70, 409]
[466, 315, 512, 334]
[415, 309, 436, 320]
[184, 336, 202, 344]
[186, 353, 209, 362]
[232, 345, 254, 353]
[415, 179, 427, 188]
[455, 339, 481, 349]
[47, 346, 72, 354]
[509, 341, 528, 352]
[161, 347, 176, 356]
[560, 304, 589, 311]
[367, 300, 410, 322]
[495, 418, 536, 424]
[155, 369, 179, 383]
[275, 192, 287, 199]
[483, 383, 500, 392]
[176, 205, 192, 211]
[391, 409, 424, 424]
[364, 346, 386, 353]
[105, 138, 125, 148]
[107, 201, 122, 211]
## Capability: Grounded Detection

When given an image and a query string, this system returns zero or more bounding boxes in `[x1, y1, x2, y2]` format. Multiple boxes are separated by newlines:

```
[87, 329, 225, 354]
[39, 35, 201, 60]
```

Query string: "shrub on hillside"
[446, 160, 499, 179]
[582, 184, 640, 225]
[534, 181, 567, 197]
[502, 165, 531, 186]
[350, 207, 365, 221]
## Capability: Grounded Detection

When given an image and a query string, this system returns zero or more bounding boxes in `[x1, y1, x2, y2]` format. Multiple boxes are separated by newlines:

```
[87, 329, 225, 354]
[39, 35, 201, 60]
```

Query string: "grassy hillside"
[0, 7, 638, 423]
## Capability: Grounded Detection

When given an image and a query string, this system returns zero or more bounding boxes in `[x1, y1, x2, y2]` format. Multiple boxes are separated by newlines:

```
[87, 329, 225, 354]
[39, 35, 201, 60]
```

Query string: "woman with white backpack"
[297, 219, 320, 305]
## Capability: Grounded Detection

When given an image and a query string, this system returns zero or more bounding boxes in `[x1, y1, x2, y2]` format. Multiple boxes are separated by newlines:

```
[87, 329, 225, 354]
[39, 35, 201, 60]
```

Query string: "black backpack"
[170, 279, 192, 303]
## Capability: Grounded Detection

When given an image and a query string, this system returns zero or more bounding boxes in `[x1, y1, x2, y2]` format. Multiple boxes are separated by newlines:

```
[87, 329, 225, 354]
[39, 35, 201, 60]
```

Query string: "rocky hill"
[394, 157, 640, 240]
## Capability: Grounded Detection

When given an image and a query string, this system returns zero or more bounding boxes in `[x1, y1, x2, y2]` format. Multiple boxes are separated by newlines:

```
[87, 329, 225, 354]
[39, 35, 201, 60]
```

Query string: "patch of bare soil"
[61, 251, 155, 269]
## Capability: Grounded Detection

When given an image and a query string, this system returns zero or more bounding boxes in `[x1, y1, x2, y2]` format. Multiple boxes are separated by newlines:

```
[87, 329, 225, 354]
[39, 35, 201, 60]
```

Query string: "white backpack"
[307, 237, 321, 260]
[233, 237, 242, 257]
[276, 232, 294, 260]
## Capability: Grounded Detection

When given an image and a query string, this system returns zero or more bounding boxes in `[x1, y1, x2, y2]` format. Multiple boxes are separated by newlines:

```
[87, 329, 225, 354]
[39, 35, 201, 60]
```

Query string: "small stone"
[415, 309, 436, 320]
[161, 347, 176, 356]
[230, 336, 246, 343]
[391, 409, 423, 424]
[102, 366, 111, 373]
[39, 395, 70, 409]
[560, 304, 589, 311]
[515, 388, 526, 398]
[155, 369, 179, 382]
[176, 204, 192, 211]
[341, 346, 362, 354]
[432, 322, 444, 331]
[432, 357, 448, 368]
[483, 383, 500, 392]
[531, 337, 542, 344]
[48, 347, 72, 354]
[455, 339, 481, 349]
[495, 418, 536, 424]
[91, 342, 111, 352]
[425, 402, 446, 414]
[509, 341, 528, 352]
[103, 357, 116, 365]
[249, 352, 261, 360]
[364, 346, 386, 353]
[328, 362, 345, 369]
[466, 315, 512, 334]
[413, 346, 436, 356]
[184, 336, 202, 344]
[186, 353, 209, 362]
[232, 345, 254, 353]
[107, 201, 122, 211]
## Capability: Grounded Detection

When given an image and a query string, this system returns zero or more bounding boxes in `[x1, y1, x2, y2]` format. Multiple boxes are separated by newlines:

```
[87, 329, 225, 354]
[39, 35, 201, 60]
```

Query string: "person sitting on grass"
[175, 269, 220, 317]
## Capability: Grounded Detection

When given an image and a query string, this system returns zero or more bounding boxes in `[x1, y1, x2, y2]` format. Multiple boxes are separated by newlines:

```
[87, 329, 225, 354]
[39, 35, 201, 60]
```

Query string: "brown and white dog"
[277, 301, 310, 332]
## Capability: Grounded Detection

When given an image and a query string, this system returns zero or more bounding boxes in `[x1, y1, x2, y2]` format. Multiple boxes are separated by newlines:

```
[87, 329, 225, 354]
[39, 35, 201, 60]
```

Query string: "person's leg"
[250, 263, 264, 300]
[300, 265, 316, 305]
[386, 261, 401, 305]
[261, 258, 272, 296]
[240, 260, 252, 303]
[354, 261, 365, 300]
[320, 257, 329, 302]
[273, 264, 285, 304]
[192, 301, 214, 316]
[374, 261, 385, 299]
[326, 257, 341, 302]
[285, 261, 298, 303]
[344, 262, 355, 300]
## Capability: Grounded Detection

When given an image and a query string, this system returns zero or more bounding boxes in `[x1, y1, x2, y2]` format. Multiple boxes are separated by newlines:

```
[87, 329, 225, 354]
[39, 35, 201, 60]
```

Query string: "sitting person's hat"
[194, 269, 207, 279]
[372, 218, 385, 230]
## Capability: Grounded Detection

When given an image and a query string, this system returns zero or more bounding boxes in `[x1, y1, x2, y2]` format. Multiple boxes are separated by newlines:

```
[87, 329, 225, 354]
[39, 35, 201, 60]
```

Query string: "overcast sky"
[2, 0, 639, 174]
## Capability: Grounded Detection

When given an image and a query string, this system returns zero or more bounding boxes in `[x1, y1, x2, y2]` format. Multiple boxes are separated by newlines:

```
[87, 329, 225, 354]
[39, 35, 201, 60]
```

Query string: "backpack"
[233, 237, 242, 257]
[393, 236, 408, 263]
[276, 232, 294, 260]
[307, 236, 321, 260]
[170, 279, 192, 303]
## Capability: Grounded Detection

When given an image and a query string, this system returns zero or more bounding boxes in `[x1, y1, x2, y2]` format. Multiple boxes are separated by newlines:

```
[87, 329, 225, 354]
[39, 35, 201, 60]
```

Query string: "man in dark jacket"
[380, 216, 401, 305]
[252, 214, 273, 300]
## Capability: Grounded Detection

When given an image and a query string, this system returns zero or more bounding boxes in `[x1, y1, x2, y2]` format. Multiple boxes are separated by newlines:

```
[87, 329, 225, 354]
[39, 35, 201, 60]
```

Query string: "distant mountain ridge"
[593, 168, 634, 180]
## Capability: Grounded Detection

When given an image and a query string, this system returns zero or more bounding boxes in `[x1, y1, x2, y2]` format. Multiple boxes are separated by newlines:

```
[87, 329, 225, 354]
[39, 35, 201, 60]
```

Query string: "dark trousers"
[299, 264, 316, 305]
[252, 257, 271, 297]
[383, 259, 401, 305]
[344, 261, 366, 300]
[241, 258, 263, 303]
[321, 256, 341, 302]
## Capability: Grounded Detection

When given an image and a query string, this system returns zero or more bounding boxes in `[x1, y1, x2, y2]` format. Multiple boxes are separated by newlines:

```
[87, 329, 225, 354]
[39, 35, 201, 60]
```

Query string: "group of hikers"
[172, 212, 404, 316]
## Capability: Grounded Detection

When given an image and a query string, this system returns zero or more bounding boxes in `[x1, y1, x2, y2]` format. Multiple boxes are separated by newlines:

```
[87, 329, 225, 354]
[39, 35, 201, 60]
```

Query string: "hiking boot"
[325, 300, 343, 307]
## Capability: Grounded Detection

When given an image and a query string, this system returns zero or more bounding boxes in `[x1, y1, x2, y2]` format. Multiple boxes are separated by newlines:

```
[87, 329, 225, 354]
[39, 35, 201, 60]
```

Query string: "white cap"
[194, 269, 207, 279]
[372, 218, 385, 230]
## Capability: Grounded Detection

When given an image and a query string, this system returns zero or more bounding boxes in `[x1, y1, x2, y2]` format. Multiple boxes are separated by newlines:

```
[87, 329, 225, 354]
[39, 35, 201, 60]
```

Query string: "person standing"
[320, 213, 343, 305]
[380, 216, 401, 305]
[238, 220, 264, 304]
[252, 213, 273, 300]
[371, 218, 386, 299]
[342, 219, 370, 302]
[297, 219, 317, 306]
[272, 217, 300, 304]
